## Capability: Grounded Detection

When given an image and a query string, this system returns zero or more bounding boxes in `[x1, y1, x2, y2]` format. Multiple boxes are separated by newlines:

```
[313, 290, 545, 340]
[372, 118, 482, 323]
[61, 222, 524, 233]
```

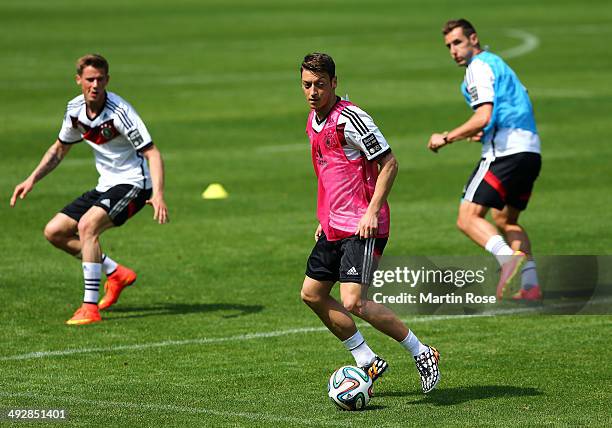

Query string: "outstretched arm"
[141, 144, 169, 224]
[428, 103, 492, 153]
[10, 139, 72, 207]
[356, 152, 398, 239]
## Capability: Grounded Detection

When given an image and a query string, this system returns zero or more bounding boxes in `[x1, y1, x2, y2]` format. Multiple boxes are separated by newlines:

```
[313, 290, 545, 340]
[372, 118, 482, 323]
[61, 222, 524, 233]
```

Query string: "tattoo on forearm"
[33, 150, 62, 181]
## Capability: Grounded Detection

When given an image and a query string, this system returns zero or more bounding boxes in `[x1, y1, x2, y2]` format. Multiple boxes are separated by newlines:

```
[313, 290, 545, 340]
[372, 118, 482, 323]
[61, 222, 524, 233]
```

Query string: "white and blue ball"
[327, 365, 373, 410]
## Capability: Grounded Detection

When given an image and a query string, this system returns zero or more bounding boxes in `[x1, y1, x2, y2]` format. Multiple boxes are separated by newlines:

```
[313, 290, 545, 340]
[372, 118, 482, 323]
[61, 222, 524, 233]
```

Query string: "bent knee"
[342, 297, 364, 315]
[300, 288, 321, 306]
[43, 224, 56, 243]
[77, 218, 97, 238]
[456, 210, 482, 233]
[44, 222, 66, 244]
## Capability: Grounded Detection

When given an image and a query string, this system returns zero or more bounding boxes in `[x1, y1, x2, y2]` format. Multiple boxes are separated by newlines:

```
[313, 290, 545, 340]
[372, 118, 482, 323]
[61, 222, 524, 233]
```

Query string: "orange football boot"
[98, 265, 137, 310]
[66, 303, 102, 325]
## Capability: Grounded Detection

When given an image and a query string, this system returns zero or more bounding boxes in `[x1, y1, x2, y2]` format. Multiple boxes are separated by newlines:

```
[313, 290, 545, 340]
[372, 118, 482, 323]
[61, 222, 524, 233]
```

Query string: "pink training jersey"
[306, 100, 391, 241]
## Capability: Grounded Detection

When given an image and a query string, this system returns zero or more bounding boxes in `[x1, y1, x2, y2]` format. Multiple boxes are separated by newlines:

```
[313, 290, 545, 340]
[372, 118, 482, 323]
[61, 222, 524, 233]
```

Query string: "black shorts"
[462, 152, 541, 211]
[305, 232, 388, 285]
[61, 184, 152, 226]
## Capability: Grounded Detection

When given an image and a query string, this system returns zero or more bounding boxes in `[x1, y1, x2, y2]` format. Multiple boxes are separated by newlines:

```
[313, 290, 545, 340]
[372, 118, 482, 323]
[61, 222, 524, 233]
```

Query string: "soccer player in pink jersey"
[10, 54, 169, 325]
[299, 53, 440, 393]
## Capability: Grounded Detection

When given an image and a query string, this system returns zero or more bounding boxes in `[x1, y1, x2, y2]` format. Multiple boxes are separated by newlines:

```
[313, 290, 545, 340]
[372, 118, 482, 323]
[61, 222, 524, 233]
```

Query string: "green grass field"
[1, 0, 611, 426]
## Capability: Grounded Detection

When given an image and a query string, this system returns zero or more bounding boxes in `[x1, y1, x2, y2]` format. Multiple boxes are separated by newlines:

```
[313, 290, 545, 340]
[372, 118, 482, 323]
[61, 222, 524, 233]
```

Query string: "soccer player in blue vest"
[428, 19, 542, 301]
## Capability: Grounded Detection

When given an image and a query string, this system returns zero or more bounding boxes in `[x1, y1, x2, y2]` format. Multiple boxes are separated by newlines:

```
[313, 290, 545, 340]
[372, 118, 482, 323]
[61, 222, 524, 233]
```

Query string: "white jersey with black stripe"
[59, 91, 153, 191]
[310, 104, 391, 161]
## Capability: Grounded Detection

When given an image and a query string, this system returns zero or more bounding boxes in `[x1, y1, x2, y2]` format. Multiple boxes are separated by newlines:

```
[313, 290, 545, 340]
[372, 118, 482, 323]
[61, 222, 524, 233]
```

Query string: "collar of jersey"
[84, 91, 108, 121]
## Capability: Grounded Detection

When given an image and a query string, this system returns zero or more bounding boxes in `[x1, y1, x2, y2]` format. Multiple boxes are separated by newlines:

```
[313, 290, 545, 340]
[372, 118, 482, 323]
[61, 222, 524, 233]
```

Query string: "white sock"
[82, 262, 101, 304]
[485, 235, 514, 266]
[400, 330, 428, 357]
[342, 331, 376, 367]
[521, 260, 539, 290]
[101, 253, 118, 276]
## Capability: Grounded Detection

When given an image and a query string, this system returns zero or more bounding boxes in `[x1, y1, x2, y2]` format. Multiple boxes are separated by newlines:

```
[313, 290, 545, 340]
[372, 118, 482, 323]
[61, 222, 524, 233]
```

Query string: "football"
[327, 366, 373, 411]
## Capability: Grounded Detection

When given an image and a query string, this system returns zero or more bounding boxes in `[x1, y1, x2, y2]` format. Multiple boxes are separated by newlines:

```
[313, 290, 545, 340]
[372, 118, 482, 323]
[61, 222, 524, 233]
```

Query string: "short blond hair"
[76, 54, 109, 76]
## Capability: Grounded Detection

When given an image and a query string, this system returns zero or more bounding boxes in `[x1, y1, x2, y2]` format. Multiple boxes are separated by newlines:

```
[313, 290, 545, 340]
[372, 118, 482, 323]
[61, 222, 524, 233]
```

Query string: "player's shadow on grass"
[378, 385, 543, 405]
[105, 303, 263, 320]
[363, 404, 386, 411]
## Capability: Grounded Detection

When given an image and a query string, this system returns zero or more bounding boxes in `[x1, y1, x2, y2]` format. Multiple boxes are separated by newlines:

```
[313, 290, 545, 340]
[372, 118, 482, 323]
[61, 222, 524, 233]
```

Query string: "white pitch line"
[0, 391, 336, 427]
[499, 29, 540, 59]
[3, 297, 610, 362]
[1, 315, 485, 362]
[3, 299, 610, 362]
[0, 326, 328, 362]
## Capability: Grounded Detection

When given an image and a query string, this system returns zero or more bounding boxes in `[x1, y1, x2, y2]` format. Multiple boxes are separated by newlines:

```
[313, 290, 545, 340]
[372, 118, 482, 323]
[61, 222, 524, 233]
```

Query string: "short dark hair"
[300, 52, 335, 79]
[442, 19, 477, 38]
[76, 54, 109, 76]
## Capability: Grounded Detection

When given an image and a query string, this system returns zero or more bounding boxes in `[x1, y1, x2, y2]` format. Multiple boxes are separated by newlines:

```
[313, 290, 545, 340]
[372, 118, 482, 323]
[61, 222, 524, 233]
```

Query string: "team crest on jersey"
[324, 131, 337, 149]
[101, 126, 113, 139]
[81, 119, 119, 145]
[324, 136, 335, 149]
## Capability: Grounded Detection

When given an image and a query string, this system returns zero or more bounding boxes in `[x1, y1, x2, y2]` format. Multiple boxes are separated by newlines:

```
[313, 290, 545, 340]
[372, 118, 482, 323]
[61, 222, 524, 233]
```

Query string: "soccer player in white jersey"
[10, 54, 169, 325]
[300, 53, 440, 393]
[427, 20, 542, 301]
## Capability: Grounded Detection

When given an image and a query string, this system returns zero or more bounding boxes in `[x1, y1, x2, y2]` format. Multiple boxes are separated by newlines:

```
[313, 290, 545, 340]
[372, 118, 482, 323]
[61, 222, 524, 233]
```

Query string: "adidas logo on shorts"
[346, 266, 359, 276]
